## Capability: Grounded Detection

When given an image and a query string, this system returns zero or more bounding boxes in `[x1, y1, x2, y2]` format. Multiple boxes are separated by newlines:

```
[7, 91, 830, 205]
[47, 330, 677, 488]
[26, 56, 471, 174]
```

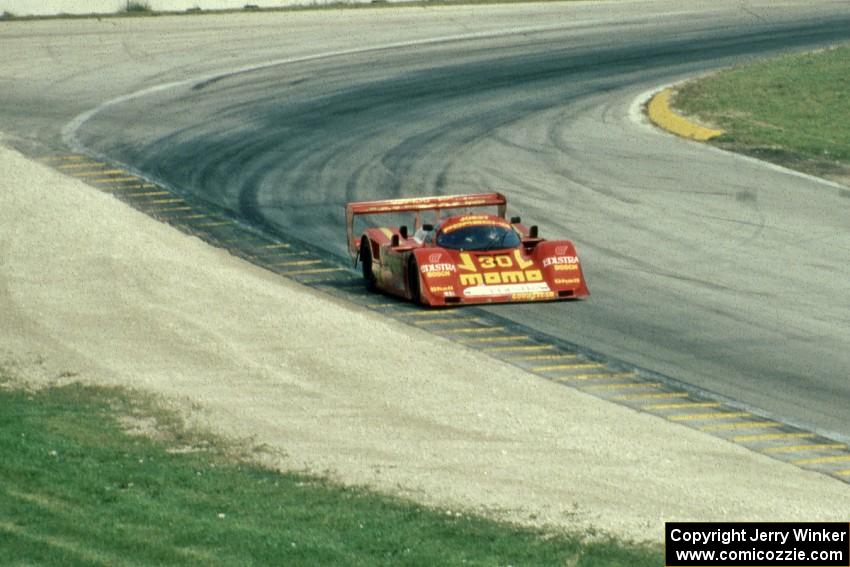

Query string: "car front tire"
[407, 257, 422, 305]
[360, 237, 377, 291]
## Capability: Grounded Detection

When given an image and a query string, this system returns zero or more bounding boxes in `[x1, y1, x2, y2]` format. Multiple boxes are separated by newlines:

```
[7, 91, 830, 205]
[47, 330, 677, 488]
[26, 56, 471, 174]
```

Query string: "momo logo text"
[457, 250, 543, 287]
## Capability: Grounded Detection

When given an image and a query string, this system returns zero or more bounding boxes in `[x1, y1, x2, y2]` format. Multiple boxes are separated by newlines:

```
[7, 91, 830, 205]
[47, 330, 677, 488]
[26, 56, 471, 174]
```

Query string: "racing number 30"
[458, 250, 534, 272]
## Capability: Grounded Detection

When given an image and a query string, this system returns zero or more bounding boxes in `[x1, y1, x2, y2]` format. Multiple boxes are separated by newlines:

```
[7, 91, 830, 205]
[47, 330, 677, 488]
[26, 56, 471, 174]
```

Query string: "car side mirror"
[422, 223, 434, 231]
[511, 216, 521, 224]
[529, 225, 538, 238]
[391, 234, 400, 247]
[399, 225, 408, 239]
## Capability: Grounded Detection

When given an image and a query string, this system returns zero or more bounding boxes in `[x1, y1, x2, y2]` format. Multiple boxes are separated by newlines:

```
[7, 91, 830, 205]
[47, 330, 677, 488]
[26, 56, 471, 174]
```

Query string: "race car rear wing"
[345, 192, 508, 260]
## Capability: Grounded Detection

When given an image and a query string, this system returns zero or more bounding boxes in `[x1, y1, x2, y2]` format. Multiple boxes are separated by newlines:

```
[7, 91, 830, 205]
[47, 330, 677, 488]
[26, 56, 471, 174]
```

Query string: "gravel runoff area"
[3, 143, 850, 543]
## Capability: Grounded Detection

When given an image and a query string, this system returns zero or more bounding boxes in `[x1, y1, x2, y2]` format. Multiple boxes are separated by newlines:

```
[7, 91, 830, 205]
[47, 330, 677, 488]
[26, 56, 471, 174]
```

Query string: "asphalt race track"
[6, 1, 850, 441]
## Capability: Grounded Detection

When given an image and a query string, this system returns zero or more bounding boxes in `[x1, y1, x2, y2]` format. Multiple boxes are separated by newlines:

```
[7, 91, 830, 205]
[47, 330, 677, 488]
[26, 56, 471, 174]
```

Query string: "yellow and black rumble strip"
[40, 153, 349, 283]
[43, 152, 850, 485]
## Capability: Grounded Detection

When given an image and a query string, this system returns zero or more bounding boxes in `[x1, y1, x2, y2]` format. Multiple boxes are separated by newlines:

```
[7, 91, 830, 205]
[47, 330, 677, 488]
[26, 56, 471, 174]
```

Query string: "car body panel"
[346, 193, 588, 306]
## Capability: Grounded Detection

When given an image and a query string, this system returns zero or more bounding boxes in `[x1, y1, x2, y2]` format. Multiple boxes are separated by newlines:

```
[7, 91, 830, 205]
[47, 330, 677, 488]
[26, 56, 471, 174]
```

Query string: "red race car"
[346, 192, 589, 306]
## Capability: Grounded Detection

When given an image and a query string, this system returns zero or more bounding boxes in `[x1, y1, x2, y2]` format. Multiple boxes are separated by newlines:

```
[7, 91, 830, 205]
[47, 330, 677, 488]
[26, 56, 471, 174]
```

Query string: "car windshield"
[436, 224, 521, 251]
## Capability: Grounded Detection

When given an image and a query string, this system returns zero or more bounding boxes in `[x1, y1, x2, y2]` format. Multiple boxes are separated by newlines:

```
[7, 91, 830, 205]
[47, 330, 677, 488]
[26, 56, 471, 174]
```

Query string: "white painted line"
[629, 82, 849, 191]
[63, 23, 612, 154]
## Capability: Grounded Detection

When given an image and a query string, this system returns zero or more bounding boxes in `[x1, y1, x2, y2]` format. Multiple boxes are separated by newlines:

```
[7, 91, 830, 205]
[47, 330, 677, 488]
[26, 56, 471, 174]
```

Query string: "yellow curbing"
[646, 88, 724, 141]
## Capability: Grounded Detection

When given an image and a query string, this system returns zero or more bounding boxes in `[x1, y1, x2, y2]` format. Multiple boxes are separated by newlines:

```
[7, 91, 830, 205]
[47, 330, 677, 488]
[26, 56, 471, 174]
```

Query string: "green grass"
[674, 44, 850, 180]
[0, 375, 661, 566]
